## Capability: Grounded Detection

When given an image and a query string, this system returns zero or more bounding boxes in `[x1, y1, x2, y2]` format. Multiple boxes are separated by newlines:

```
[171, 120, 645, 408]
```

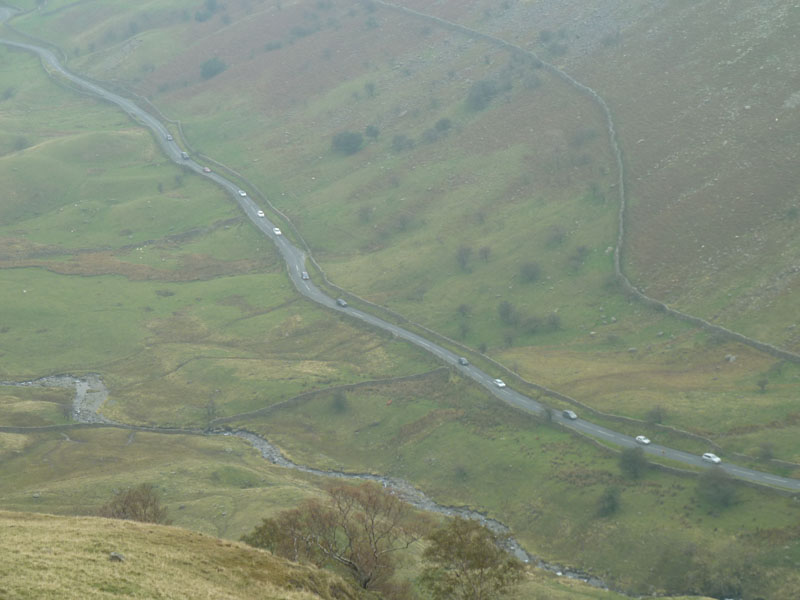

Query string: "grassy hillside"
[3, 1, 800, 598]
[0, 510, 369, 599]
[0, 508, 708, 600]
[12, 0, 797, 462]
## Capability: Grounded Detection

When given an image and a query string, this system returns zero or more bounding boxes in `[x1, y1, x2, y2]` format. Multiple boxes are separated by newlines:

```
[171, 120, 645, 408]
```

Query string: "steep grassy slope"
[0, 510, 369, 600]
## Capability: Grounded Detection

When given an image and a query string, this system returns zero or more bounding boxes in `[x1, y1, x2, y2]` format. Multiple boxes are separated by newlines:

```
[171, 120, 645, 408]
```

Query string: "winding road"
[1, 6, 798, 496]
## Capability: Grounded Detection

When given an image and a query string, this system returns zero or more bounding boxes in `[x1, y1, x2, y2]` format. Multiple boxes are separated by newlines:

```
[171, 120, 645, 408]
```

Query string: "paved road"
[2, 23, 799, 494]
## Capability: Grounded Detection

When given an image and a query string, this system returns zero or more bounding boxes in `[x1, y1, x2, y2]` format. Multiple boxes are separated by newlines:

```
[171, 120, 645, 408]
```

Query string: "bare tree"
[243, 482, 423, 590]
[99, 483, 170, 524]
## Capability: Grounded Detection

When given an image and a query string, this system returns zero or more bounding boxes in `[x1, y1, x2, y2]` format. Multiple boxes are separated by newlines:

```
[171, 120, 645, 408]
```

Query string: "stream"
[0, 374, 608, 589]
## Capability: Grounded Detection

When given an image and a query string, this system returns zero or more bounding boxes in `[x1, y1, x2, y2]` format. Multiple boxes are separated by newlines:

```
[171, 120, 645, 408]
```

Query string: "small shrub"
[466, 79, 498, 111]
[697, 466, 737, 508]
[498, 301, 518, 325]
[332, 390, 348, 413]
[619, 446, 647, 479]
[645, 405, 666, 424]
[331, 131, 363, 155]
[200, 56, 227, 80]
[596, 486, 620, 517]
[364, 124, 379, 139]
[456, 245, 473, 271]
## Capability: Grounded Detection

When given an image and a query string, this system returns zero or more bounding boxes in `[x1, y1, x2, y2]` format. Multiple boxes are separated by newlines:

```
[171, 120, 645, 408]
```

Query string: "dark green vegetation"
[2, 0, 800, 598]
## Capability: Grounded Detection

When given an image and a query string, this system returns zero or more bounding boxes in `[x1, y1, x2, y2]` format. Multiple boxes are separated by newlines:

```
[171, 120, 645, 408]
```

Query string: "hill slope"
[0, 510, 367, 600]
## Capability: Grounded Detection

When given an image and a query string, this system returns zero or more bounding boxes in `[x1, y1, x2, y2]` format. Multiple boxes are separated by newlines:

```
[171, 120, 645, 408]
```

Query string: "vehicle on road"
[702, 452, 721, 464]
[165, 134, 173, 141]
[272, 227, 282, 235]
[336, 298, 348, 307]
[202, 166, 211, 173]
[181, 151, 189, 159]
[256, 210, 265, 217]
[562, 409, 578, 420]
[301, 271, 309, 280]
[635, 435, 651, 445]
[493, 378, 506, 388]
[238, 190, 247, 197]
[458, 357, 469, 366]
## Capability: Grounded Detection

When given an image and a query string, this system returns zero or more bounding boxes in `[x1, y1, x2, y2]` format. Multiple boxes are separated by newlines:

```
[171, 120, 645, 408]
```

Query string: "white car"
[301, 271, 309, 280]
[562, 409, 578, 420]
[635, 435, 651, 445]
[702, 452, 721, 464]
[256, 210, 265, 217]
[272, 227, 282, 235]
[238, 190, 247, 197]
[493, 378, 506, 388]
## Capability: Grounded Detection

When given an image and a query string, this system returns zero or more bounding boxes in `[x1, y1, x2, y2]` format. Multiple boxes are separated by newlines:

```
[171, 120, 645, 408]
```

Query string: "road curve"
[2, 25, 799, 494]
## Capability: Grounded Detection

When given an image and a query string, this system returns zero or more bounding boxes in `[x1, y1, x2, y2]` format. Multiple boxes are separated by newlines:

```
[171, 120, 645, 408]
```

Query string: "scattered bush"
[364, 124, 379, 139]
[519, 261, 541, 283]
[466, 79, 498, 111]
[596, 486, 620, 517]
[645, 405, 666, 424]
[619, 446, 647, 479]
[200, 56, 227, 80]
[497, 301, 518, 325]
[332, 389, 348, 413]
[697, 466, 737, 508]
[331, 131, 363, 155]
[456, 245, 473, 271]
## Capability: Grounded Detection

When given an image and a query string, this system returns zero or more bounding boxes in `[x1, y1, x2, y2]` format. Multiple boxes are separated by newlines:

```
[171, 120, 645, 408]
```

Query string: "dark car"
[336, 298, 348, 307]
